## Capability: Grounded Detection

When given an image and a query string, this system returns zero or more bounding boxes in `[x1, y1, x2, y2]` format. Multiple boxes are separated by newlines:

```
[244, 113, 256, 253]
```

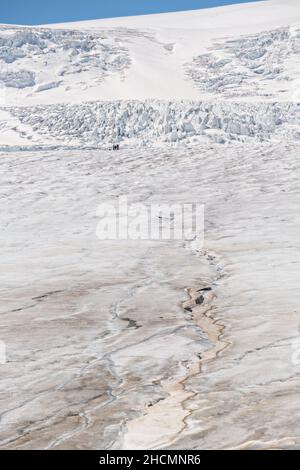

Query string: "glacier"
[1, 0, 300, 451]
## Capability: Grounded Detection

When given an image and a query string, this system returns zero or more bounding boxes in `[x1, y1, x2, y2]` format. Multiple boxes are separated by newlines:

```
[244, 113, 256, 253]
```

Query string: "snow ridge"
[1, 100, 299, 148]
[0, 27, 131, 92]
[186, 27, 300, 99]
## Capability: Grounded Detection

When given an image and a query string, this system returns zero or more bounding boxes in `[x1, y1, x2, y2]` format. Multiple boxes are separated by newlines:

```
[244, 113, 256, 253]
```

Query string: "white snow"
[0, 0, 299, 105]
[1, 100, 299, 149]
[0, 0, 299, 147]
[1, 140, 300, 449]
[1, 0, 300, 451]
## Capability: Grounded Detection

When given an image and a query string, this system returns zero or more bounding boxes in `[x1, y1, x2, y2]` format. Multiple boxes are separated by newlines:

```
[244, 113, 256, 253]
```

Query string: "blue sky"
[1, 0, 261, 25]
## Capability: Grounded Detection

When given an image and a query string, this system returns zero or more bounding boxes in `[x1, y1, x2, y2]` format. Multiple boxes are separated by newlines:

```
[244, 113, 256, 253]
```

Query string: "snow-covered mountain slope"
[0, 100, 299, 151]
[0, 0, 299, 105]
[0, 0, 299, 148]
[2, 1, 300, 451]
[2, 140, 300, 450]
